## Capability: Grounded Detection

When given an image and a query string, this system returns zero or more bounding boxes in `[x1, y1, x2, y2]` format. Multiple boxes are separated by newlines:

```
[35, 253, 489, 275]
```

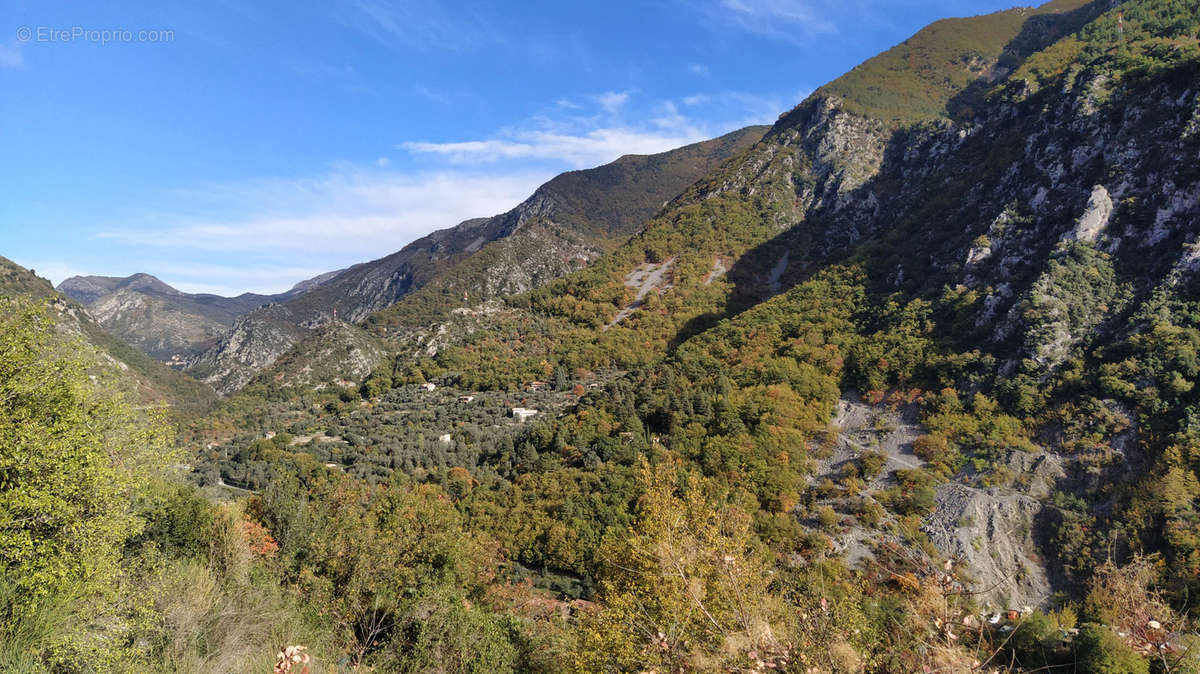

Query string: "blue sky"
[2, 0, 1027, 296]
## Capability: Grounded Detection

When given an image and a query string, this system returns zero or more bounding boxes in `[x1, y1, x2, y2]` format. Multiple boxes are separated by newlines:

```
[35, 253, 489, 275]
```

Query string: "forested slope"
[13, 0, 1200, 671]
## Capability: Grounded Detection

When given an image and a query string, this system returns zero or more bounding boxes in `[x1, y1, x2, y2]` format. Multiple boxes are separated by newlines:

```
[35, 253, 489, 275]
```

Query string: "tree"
[1075, 623, 1149, 674]
[573, 460, 787, 672]
[0, 298, 171, 600]
[296, 477, 511, 669]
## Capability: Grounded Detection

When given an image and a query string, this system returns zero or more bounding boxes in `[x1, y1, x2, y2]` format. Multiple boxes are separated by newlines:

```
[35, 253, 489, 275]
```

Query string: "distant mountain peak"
[288, 269, 344, 295]
[120, 273, 182, 295]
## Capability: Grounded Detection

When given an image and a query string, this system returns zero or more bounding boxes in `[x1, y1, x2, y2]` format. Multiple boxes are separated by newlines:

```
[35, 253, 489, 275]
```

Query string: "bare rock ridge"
[57, 271, 336, 362]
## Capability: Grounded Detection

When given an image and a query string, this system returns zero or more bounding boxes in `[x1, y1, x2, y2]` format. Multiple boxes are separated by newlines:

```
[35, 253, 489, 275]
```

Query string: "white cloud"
[97, 167, 551, 268]
[399, 88, 756, 168]
[594, 90, 631, 114]
[402, 127, 706, 168]
[688, 63, 710, 76]
[85, 85, 797, 295]
[151, 264, 336, 296]
[0, 41, 25, 69]
[22, 261, 85, 287]
[399, 86, 799, 169]
[651, 101, 695, 134]
[676, 90, 800, 128]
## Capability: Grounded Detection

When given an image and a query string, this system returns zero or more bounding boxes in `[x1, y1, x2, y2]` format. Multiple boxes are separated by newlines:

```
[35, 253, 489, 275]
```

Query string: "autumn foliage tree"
[0, 297, 172, 664]
[574, 460, 789, 672]
[0, 299, 171, 593]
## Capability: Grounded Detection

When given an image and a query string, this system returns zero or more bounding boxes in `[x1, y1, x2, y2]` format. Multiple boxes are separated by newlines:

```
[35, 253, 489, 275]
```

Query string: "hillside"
[198, 0, 1200, 621]
[32, 0, 1200, 670]
[57, 273, 313, 361]
[187, 126, 766, 393]
[0, 257, 219, 416]
[819, 0, 1100, 123]
[363, 0, 1115, 390]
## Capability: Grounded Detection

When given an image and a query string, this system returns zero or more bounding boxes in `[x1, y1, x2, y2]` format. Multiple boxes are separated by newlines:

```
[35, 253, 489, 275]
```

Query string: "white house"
[511, 407, 539, 422]
[420, 382, 437, 391]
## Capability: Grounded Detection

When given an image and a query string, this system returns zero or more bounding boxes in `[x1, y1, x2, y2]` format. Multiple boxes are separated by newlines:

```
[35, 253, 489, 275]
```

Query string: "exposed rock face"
[252, 321, 387, 392]
[57, 272, 329, 361]
[1067, 184, 1113, 243]
[819, 394, 1065, 610]
[924, 483, 1053, 610]
[2, 257, 218, 413]
[185, 305, 310, 394]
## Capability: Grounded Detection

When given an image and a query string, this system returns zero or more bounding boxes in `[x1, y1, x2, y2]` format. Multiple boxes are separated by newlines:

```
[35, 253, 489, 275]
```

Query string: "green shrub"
[1074, 623, 1148, 674]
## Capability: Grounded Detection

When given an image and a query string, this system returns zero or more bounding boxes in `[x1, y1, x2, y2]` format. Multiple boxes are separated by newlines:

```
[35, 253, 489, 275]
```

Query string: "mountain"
[202, 0, 1200, 613]
[370, 0, 1110, 384]
[1, 258, 218, 416]
[165, 0, 1200, 669]
[186, 126, 766, 394]
[405, 0, 1192, 608]
[366, 126, 767, 331]
[56, 272, 338, 362]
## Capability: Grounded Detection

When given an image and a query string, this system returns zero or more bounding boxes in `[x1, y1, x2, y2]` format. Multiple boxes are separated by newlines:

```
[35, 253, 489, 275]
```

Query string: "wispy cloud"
[143, 263, 337, 296]
[696, 0, 840, 42]
[86, 87, 795, 295]
[338, 0, 496, 50]
[675, 90, 801, 128]
[0, 41, 25, 69]
[98, 167, 549, 257]
[594, 90, 631, 115]
[692, 0, 1008, 43]
[26, 261, 86, 287]
[89, 166, 551, 294]
[401, 128, 706, 168]
[399, 89, 783, 168]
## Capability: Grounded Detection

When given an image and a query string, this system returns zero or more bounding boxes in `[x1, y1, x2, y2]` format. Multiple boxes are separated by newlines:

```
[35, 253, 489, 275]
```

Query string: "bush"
[131, 482, 216, 560]
[859, 451, 887, 479]
[817, 505, 840, 531]
[1003, 611, 1066, 671]
[1074, 623, 1148, 674]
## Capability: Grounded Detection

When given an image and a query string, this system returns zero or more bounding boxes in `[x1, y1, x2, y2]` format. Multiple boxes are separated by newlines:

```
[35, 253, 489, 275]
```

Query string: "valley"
[6, 0, 1200, 671]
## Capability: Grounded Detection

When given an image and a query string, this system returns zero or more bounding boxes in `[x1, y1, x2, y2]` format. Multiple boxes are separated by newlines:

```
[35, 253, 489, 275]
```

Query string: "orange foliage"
[242, 518, 280, 558]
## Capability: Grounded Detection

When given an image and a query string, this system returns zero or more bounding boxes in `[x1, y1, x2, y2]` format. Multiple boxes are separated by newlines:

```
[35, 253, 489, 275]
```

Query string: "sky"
[1, 0, 1029, 296]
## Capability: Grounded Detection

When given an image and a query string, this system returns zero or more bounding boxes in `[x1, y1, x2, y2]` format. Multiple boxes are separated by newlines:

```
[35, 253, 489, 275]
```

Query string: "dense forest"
[7, 0, 1200, 672]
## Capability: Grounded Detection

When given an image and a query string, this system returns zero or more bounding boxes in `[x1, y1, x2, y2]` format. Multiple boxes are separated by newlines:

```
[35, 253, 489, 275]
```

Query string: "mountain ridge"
[200, 0, 1200, 615]
[184, 125, 767, 393]
[2, 257, 218, 416]
[56, 270, 341, 361]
